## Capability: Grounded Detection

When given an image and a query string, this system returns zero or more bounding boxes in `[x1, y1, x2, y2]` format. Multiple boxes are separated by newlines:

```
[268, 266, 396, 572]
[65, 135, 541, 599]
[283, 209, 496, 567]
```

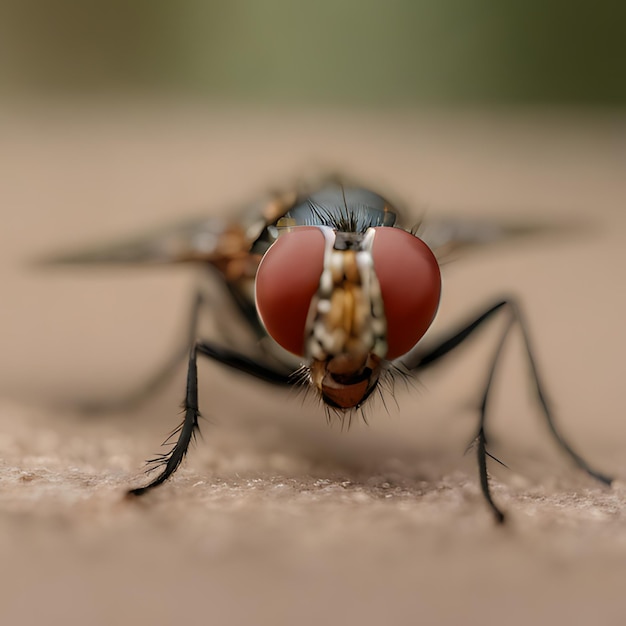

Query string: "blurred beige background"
[0, 3, 625, 626]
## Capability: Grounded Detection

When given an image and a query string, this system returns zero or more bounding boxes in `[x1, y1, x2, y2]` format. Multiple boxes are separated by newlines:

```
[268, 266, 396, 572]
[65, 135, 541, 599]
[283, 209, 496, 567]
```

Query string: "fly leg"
[78, 288, 208, 414]
[128, 341, 296, 496]
[400, 298, 612, 522]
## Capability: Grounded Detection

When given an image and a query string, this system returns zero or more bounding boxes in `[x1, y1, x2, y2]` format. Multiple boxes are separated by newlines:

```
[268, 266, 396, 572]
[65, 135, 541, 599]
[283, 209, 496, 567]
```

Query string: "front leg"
[128, 341, 297, 496]
[401, 298, 612, 522]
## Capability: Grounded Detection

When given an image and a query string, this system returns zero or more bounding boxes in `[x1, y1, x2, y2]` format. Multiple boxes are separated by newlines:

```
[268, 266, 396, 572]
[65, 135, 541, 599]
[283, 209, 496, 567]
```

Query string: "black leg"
[78, 288, 207, 414]
[195, 343, 295, 386]
[128, 341, 297, 496]
[401, 298, 612, 522]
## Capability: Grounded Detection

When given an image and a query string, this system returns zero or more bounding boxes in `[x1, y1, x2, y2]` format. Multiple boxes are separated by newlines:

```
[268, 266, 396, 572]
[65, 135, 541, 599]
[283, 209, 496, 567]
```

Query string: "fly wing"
[35, 215, 241, 266]
[416, 215, 569, 262]
[33, 193, 298, 268]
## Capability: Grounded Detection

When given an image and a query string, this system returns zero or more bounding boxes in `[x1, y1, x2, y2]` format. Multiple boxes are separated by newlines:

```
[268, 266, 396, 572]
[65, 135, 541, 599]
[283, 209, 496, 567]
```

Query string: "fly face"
[305, 228, 389, 410]
[255, 187, 441, 409]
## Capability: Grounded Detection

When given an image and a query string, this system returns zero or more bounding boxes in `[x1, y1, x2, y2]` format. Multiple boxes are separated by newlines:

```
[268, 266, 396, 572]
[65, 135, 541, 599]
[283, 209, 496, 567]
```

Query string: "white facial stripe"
[305, 227, 387, 362]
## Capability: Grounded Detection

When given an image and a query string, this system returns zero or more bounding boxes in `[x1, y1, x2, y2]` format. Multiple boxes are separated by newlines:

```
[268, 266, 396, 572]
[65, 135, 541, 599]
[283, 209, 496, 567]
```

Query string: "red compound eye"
[255, 227, 326, 356]
[371, 227, 441, 359]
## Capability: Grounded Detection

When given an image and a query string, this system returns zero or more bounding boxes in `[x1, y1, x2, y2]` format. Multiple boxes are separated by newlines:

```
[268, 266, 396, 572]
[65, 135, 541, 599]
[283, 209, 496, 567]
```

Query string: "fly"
[41, 177, 613, 522]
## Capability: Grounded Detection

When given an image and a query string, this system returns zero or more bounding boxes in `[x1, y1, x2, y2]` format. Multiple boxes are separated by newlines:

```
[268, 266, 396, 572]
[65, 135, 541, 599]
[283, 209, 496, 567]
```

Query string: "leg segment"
[128, 341, 296, 496]
[401, 298, 612, 522]
[79, 288, 207, 414]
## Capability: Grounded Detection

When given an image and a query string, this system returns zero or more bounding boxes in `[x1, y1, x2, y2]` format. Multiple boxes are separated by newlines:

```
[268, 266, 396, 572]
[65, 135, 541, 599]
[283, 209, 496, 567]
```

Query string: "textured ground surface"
[1, 104, 625, 625]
